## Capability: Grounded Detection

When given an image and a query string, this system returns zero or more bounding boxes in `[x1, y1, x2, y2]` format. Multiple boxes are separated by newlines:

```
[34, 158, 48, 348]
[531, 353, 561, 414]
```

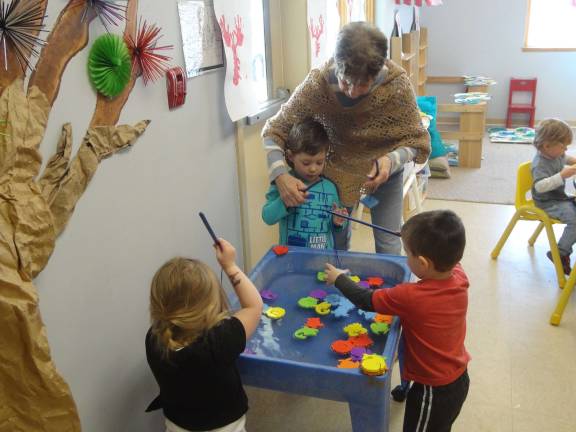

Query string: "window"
[250, 0, 269, 103]
[524, 0, 576, 51]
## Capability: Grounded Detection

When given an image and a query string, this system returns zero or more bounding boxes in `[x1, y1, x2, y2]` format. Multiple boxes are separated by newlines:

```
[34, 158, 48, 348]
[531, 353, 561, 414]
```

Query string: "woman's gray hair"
[334, 22, 388, 83]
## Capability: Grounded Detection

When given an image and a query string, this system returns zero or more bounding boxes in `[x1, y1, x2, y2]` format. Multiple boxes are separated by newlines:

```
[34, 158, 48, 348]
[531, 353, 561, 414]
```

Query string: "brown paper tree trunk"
[0, 1, 150, 430]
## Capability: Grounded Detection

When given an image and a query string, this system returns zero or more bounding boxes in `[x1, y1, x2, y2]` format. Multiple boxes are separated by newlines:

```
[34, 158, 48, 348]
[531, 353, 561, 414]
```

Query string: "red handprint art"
[347, 0, 354, 21]
[309, 15, 324, 58]
[219, 14, 244, 86]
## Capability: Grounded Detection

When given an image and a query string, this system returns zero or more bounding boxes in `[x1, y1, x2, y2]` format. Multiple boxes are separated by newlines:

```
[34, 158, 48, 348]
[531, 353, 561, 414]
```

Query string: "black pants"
[403, 370, 470, 432]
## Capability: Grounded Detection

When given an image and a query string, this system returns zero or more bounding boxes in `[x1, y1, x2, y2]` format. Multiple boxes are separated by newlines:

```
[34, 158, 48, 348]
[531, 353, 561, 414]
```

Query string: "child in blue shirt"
[262, 119, 348, 249]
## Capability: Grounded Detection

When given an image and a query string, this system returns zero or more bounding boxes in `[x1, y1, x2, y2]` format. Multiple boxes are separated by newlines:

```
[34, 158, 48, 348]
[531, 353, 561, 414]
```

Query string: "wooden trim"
[439, 131, 485, 141]
[365, 0, 375, 24]
[523, 0, 531, 49]
[524, 0, 576, 50]
[427, 76, 464, 84]
[339, 0, 347, 26]
[339, 0, 374, 25]
[522, 47, 576, 52]
[438, 103, 487, 113]
[485, 118, 576, 127]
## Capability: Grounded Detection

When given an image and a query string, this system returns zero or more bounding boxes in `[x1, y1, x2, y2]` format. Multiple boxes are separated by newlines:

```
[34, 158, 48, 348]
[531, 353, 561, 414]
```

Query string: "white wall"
[419, 0, 576, 122]
[34, 2, 241, 431]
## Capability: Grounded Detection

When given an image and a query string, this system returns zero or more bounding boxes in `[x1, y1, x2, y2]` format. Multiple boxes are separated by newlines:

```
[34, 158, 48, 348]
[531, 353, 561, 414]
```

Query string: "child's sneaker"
[391, 384, 410, 402]
[546, 251, 571, 275]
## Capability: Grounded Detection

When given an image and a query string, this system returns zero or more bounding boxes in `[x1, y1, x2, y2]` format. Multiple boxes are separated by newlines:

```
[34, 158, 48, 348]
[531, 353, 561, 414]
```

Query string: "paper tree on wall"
[0, 0, 170, 430]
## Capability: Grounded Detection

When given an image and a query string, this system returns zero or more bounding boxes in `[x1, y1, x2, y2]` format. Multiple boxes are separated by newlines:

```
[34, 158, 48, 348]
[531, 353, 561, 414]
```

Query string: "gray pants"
[334, 169, 403, 254]
[538, 200, 576, 256]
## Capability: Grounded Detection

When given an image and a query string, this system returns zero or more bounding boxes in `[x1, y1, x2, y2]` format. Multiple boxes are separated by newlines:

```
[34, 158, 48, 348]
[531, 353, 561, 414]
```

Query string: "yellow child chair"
[491, 162, 566, 293]
[550, 259, 576, 325]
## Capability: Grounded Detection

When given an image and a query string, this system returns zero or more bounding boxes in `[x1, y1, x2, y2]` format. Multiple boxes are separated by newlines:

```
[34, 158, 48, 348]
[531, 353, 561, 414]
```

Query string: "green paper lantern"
[88, 33, 132, 98]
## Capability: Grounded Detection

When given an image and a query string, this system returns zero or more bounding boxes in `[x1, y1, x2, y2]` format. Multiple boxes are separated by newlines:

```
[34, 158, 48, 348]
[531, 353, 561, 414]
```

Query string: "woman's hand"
[363, 155, 392, 193]
[214, 238, 236, 272]
[332, 203, 349, 226]
[324, 263, 349, 285]
[275, 173, 308, 207]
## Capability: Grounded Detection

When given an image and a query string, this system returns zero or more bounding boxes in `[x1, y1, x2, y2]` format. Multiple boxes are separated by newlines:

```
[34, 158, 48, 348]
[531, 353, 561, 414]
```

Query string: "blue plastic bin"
[236, 246, 411, 432]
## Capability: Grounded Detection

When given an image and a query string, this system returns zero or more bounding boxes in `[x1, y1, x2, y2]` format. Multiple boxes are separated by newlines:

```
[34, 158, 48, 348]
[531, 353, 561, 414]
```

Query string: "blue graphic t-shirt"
[262, 176, 346, 249]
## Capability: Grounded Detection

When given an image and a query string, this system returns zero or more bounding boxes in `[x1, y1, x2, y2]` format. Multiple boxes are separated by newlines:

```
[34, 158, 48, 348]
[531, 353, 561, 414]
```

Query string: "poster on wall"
[212, 0, 266, 122]
[178, 0, 224, 78]
[307, 0, 340, 69]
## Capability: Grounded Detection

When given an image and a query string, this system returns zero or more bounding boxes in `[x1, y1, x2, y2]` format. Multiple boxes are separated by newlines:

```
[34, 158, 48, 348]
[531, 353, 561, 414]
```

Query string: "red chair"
[506, 78, 537, 128]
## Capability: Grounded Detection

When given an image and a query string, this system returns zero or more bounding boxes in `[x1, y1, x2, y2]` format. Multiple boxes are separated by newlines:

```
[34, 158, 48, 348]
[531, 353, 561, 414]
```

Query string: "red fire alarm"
[166, 66, 186, 109]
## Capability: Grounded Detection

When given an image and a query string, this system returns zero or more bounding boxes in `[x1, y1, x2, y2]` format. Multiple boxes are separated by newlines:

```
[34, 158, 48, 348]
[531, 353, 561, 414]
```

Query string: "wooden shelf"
[417, 27, 427, 96]
[391, 29, 420, 92]
[427, 76, 465, 84]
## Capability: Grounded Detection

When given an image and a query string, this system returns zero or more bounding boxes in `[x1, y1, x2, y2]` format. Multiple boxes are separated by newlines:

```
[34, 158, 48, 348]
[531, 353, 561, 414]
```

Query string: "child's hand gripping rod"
[325, 209, 401, 237]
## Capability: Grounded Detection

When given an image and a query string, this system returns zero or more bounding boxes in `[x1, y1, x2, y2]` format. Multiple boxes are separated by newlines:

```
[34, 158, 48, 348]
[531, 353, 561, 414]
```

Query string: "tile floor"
[246, 200, 576, 431]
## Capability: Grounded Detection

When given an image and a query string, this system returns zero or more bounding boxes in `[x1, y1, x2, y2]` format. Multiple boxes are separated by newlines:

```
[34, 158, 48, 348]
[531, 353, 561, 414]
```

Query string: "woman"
[262, 22, 430, 254]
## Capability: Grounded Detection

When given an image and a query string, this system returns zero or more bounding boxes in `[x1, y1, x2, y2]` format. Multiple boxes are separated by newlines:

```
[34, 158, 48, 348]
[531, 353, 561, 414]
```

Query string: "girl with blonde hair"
[145, 238, 263, 432]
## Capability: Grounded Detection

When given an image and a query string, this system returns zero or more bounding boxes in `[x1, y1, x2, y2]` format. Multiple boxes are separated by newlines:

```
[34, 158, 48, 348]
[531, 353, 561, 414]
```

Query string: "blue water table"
[236, 246, 410, 432]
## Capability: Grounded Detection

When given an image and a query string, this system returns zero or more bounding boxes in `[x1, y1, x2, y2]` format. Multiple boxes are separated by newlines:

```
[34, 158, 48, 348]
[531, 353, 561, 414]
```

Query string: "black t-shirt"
[145, 317, 248, 431]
